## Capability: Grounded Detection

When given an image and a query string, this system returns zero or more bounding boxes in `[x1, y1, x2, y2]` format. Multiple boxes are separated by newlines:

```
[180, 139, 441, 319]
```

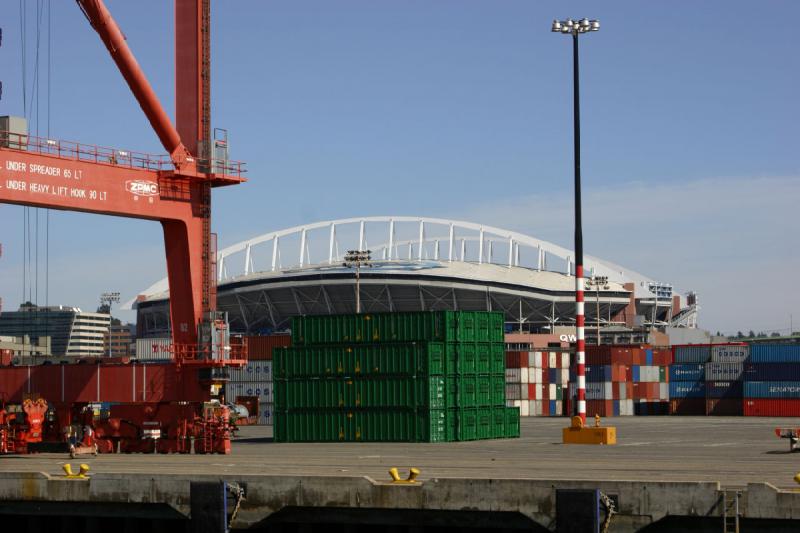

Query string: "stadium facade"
[133, 217, 698, 338]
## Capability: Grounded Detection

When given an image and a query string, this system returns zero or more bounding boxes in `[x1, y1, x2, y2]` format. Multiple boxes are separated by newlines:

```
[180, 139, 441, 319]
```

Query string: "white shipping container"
[548, 352, 557, 368]
[529, 383, 542, 400]
[135, 338, 173, 360]
[519, 384, 529, 400]
[257, 402, 273, 425]
[659, 382, 669, 401]
[620, 399, 634, 416]
[636, 366, 654, 382]
[226, 382, 273, 403]
[560, 368, 570, 384]
[555, 400, 563, 415]
[529, 351, 544, 368]
[530, 400, 543, 416]
[529, 367, 543, 384]
[229, 361, 273, 382]
[505, 384, 521, 400]
[711, 345, 750, 363]
[520, 367, 529, 384]
[505, 368, 521, 383]
[705, 362, 744, 381]
[519, 400, 530, 417]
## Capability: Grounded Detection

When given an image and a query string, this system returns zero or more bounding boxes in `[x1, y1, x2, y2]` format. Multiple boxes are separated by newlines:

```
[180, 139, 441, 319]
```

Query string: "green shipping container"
[274, 408, 450, 442]
[504, 407, 521, 438]
[659, 366, 667, 383]
[291, 311, 505, 346]
[491, 407, 506, 438]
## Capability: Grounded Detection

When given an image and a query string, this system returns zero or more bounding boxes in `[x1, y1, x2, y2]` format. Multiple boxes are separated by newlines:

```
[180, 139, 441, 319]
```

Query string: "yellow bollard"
[794, 472, 800, 485]
[388, 467, 421, 484]
[62, 463, 90, 479]
[562, 415, 617, 445]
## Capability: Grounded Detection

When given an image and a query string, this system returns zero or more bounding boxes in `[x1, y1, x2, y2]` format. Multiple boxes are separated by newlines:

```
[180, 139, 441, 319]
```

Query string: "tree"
[771, 332, 781, 337]
[736, 331, 744, 339]
[748, 330, 756, 338]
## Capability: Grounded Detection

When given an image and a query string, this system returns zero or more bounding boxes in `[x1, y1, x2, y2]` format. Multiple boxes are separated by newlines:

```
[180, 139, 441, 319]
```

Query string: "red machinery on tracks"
[0, 0, 247, 454]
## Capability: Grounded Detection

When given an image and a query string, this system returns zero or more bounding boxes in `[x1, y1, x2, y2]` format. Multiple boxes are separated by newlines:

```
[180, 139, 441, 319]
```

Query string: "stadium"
[133, 216, 697, 337]
[133, 216, 698, 339]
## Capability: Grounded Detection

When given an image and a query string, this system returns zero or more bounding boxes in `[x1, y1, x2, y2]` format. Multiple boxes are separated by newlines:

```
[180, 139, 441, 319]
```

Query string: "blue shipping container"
[674, 345, 711, 364]
[613, 400, 620, 417]
[585, 365, 611, 382]
[632, 365, 641, 382]
[645, 349, 654, 366]
[670, 364, 705, 382]
[670, 381, 705, 399]
[743, 381, 800, 398]
[749, 345, 800, 363]
[548, 368, 557, 383]
[549, 400, 557, 416]
[705, 381, 743, 398]
[743, 363, 800, 382]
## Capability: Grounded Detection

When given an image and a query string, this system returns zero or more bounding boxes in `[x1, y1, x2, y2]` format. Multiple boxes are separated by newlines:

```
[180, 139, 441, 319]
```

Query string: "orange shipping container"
[245, 334, 291, 360]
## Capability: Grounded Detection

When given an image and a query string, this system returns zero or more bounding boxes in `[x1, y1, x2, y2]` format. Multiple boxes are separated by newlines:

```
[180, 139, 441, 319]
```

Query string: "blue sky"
[0, 1, 797, 334]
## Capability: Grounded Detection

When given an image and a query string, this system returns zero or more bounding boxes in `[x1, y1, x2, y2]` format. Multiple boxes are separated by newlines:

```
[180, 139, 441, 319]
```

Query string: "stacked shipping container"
[577, 345, 671, 417]
[669, 345, 709, 415]
[504, 349, 571, 416]
[225, 334, 291, 425]
[704, 344, 747, 415]
[743, 344, 800, 416]
[274, 311, 519, 442]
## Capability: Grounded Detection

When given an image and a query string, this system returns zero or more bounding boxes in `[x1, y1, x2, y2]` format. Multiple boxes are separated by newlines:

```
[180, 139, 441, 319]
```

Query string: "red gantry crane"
[0, 0, 246, 454]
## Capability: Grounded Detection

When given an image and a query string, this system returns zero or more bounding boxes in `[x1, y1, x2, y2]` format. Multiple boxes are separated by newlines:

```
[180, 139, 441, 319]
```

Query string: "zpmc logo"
[125, 180, 159, 197]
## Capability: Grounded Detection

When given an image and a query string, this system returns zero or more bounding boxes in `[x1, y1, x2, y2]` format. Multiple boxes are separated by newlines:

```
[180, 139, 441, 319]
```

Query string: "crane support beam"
[76, 0, 194, 169]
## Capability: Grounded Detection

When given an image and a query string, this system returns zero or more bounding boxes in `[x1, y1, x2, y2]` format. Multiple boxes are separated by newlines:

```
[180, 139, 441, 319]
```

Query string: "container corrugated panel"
[585, 382, 613, 400]
[505, 368, 521, 383]
[669, 398, 705, 415]
[669, 381, 705, 398]
[743, 398, 800, 417]
[673, 345, 711, 364]
[742, 363, 800, 382]
[585, 365, 611, 383]
[705, 380, 743, 398]
[710, 344, 750, 363]
[229, 361, 272, 382]
[257, 402, 274, 425]
[669, 364, 705, 382]
[274, 408, 452, 442]
[504, 407, 520, 437]
[749, 344, 800, 363]
[245, 334, 291, 360]
[704, 362, 743, 381]
[291, 310, 505, 345]
[743, 381, 800, 398]
[705, 398, 742, 416]
[135, 338, 172, 360]
[227, 382, 273, 403]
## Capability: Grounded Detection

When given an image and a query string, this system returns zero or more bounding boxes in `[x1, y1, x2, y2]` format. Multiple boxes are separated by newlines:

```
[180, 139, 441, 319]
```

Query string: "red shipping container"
[648, 382, 659, 400]
[706, 398, 743, 416]
[541, 384, 550, 402]
[505, 351, 524, 368]
[669, 398, 706, 415]
[743, 399, 800, 417]
[586, 399, 613, 417]
[245, 334, 291, 360]
[528, 383, 540, 400]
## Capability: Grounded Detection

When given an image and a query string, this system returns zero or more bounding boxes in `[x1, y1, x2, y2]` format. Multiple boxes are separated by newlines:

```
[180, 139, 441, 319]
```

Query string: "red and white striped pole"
[550, 18, 600, 426]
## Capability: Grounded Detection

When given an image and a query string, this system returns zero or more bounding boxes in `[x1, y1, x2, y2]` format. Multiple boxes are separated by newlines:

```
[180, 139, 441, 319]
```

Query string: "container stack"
[704, 344, 747, 415]
[504, 349, 571, 417]
[743, 344, 800, 416]
[574, 345, 671, 417]
[134, 337, 172, 361]
[273, 311, 518, 442]
[669, 345, 709, 415]
[225, 334, 290, 425]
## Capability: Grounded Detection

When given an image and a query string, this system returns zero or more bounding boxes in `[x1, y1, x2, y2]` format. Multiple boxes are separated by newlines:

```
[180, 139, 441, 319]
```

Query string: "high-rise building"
[104, 323, 135, 357]
[0, 304, 111, 357]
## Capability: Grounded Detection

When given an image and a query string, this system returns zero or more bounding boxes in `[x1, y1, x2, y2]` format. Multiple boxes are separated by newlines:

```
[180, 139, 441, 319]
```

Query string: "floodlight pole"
[553, 17, 598, 425]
